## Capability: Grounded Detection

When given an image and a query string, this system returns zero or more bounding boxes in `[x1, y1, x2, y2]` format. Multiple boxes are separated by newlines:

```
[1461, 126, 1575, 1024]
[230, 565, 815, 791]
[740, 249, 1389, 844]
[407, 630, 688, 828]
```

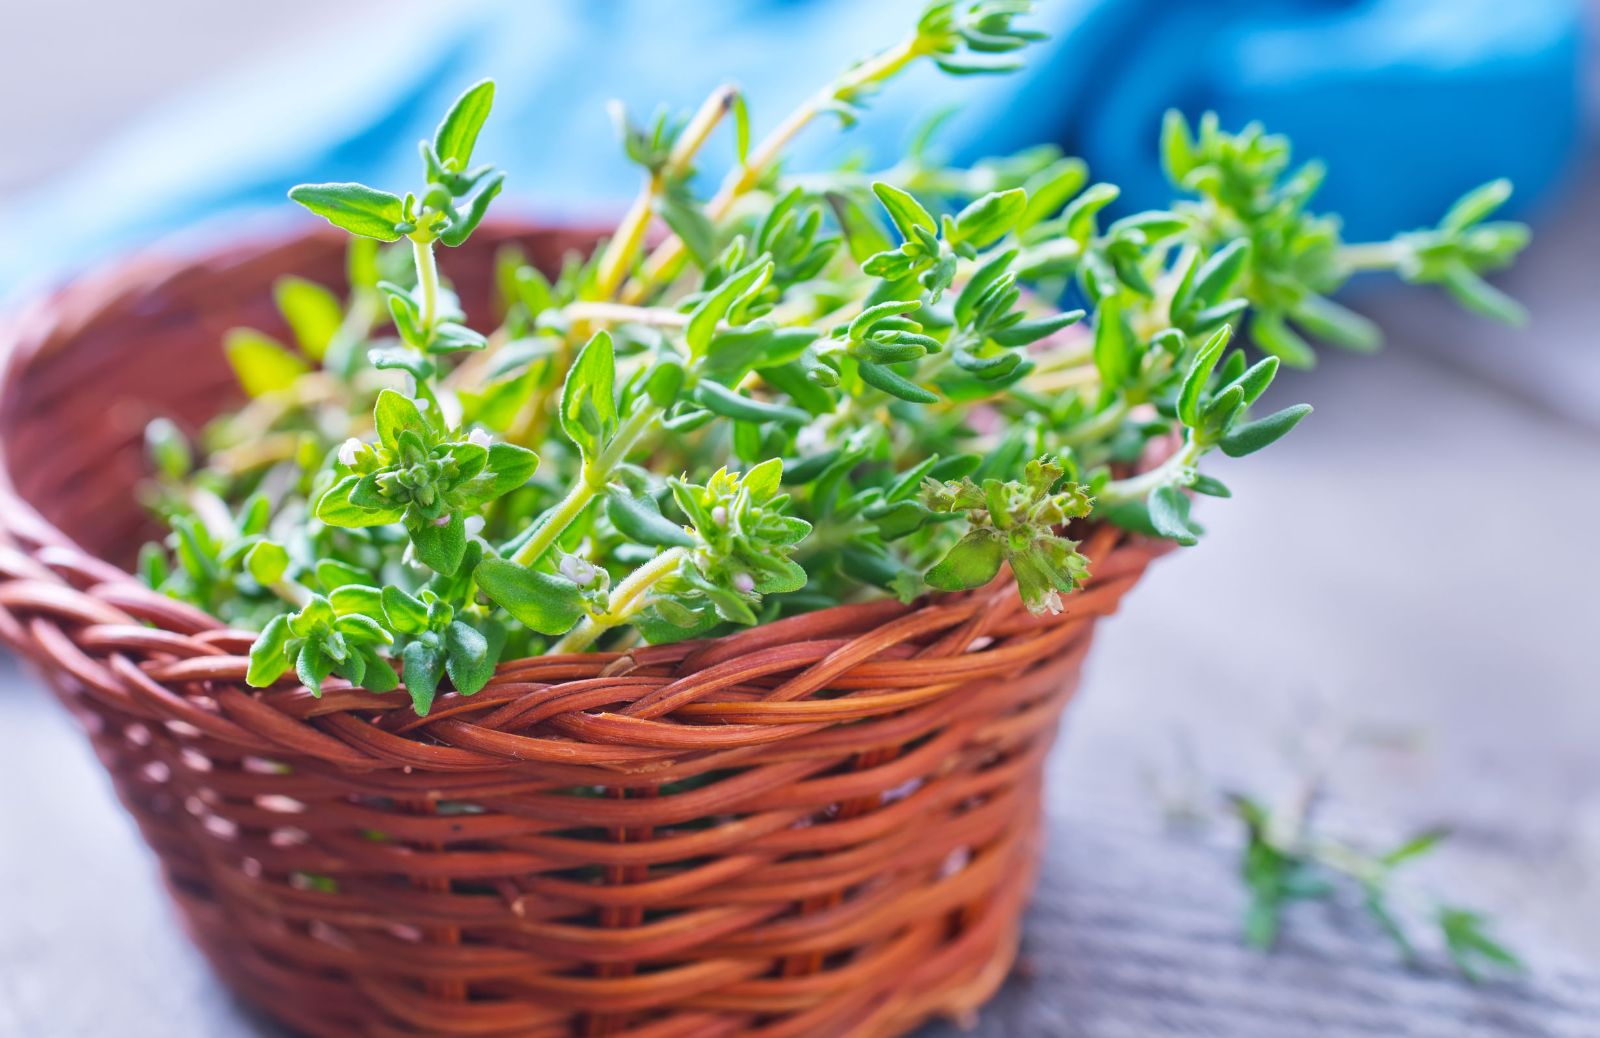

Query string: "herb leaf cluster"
[141, 1, 1529, 712]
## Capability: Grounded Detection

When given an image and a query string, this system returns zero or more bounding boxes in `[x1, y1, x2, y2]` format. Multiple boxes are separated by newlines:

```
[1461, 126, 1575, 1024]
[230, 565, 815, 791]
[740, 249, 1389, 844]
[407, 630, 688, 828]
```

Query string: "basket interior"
[0, 225, 583, 569]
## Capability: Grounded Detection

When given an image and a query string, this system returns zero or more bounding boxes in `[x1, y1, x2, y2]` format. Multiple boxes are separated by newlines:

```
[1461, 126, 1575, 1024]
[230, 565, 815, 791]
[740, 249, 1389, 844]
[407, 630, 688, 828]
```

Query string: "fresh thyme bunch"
[140, 1, 1530, 713]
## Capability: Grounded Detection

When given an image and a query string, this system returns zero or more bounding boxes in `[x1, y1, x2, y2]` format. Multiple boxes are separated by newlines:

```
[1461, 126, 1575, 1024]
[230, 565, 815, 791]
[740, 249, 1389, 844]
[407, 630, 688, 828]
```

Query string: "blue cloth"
[2, 0, 1584, 297]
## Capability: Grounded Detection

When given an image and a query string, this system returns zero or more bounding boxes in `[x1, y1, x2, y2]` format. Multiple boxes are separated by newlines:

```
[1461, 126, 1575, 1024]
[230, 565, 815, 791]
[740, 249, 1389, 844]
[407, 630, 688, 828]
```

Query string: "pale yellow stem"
[550, 547, 688, 653]
[1025, 363, 1101, 395]
[591, 84, 740, 302]
[621, 36, 925, 303]
[562, 302, 691, 330]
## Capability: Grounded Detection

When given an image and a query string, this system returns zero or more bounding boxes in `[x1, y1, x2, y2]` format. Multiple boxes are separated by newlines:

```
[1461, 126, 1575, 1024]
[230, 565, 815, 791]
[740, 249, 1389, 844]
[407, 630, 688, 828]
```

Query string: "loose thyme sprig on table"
[1230, 794, 1524, 983]
[1150, 723, 1524, 982]
[139, 1, 1530, 714]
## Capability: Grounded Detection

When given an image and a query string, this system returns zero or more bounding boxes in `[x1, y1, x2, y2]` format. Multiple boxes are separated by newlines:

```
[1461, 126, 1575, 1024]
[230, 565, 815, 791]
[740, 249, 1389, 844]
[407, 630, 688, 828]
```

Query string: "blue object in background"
[0, 0, 1585, 297]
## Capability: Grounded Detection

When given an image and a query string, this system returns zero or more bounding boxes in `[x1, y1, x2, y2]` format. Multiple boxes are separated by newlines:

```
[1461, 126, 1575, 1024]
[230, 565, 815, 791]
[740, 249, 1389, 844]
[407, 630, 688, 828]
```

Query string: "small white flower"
[711, 505, 728, 526]
[732, 572, 756, 594]
[464, 515, 485, 537]
[1042, 590, 1064, 615]
[467, 428, 492, 449]
[337, 437, 364, 467]
[559, 554, 598, 587]
[431, 513, 452, 527]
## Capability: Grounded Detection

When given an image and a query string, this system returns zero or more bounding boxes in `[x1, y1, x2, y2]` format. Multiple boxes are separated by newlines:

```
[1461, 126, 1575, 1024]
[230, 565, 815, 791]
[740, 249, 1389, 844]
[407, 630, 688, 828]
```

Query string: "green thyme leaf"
[474, 557, 584, 635]
[288, 183, 406, 241]
[686, 258, 773, 358]
[444, 621, 495, 695]
[1148, 485, 1199, 546]
[373, 390, 432, 451]
[1290, 295, 1381, 353]
[246, 615, 292, 686]
[1220, 404, 1313, 458]
[951, 187, 1026, 248]
[607, 490, 694, 547]
[144, 418, 192, 481]
[1092, 297, 1134, 389]
[1381, 827, 1450, 867]
[1251, 310, 1317, 368]
[380, 586, 429, 635]
[1439, 263, 1527, 325]
[244, 541, 289, 586]
[1177, 324, 1233, 427]
[274, 276, 343, 361]
[1185, 239, 1250, 313]
[408, 513, 467, 574]
[224, 329, 309, 397]
[439, 170, 506, 247]
[357, 647, 399, 693]
[1441, 178, 1512, 232]
[434, 79, 496, 169]
[872, 181, 937, 239]
[560, 331, 618, 463]
[402, 641, 445, 715]
[1160, 108, 1197, 184]
[925, 529, 1005, 590]
[659, 179, 717, 268]
[858, 360, 938, 403]
[692, 380, 811, 425]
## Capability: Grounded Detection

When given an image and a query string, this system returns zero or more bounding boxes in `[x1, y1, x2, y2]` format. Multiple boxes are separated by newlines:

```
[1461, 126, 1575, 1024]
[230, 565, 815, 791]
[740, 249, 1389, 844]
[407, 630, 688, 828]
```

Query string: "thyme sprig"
[140, 1, 1529, 712]
[1232, 793, 1523, 982]
[1152, 725, 1524, 983]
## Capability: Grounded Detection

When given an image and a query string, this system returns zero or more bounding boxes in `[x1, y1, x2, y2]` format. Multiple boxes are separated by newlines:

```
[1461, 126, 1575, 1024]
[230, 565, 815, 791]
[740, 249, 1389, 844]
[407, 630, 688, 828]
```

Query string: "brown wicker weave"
[0, 225, 1166, 1038]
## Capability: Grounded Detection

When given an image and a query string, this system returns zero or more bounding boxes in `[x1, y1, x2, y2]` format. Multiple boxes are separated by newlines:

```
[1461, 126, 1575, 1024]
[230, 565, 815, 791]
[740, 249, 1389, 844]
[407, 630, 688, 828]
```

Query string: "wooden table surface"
[3, 181, 1597, 1037]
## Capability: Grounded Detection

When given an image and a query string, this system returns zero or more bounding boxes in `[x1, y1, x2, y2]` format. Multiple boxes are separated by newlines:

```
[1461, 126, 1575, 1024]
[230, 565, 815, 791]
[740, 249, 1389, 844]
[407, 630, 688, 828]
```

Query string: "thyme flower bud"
[559, 554, 600, 588]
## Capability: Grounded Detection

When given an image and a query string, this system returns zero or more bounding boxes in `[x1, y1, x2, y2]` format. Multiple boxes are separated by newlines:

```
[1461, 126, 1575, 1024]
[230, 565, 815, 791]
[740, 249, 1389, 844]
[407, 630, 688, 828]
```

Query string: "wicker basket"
[0, 225, 1166, 1038]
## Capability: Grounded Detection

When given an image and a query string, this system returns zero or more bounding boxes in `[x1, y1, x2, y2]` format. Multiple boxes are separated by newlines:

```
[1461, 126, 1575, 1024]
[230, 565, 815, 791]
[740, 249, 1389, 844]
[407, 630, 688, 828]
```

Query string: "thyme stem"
[411, 237, 439, 334]
[592, 187, 658, 302]
[507, 403, 661, 567]
[550, 547, 688, 653]
[1060, 401, 1130, 448]
[562, 302, 691, 329]
[1098, 436, 1204, 504]
[1340, 241, 1406, 273]
[622, 36, 925, 303]
[592, 84, 738, 302]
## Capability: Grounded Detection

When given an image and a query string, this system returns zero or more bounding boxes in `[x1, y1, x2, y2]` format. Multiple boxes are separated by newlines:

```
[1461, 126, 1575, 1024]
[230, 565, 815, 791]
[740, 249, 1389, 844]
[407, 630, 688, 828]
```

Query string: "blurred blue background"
[0, 0, 1587, 297]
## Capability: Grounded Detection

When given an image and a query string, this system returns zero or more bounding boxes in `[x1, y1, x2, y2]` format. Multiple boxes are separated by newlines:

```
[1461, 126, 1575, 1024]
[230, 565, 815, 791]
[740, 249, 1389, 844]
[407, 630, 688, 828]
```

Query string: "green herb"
[1153, 724, 1524, 983]
[140, 1, 1529, 712]
[1229, 795, 1522, 983]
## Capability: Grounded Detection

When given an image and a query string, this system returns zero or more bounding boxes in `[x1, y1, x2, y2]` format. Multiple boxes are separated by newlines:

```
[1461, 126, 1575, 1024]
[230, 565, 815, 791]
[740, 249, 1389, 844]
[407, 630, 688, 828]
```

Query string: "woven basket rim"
[0, 222, 1169, 769]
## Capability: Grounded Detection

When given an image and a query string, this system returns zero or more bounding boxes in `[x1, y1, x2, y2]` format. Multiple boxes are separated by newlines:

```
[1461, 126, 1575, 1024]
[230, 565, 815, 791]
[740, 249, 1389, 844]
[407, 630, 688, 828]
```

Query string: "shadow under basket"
[0, 224, 1166, 1038]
